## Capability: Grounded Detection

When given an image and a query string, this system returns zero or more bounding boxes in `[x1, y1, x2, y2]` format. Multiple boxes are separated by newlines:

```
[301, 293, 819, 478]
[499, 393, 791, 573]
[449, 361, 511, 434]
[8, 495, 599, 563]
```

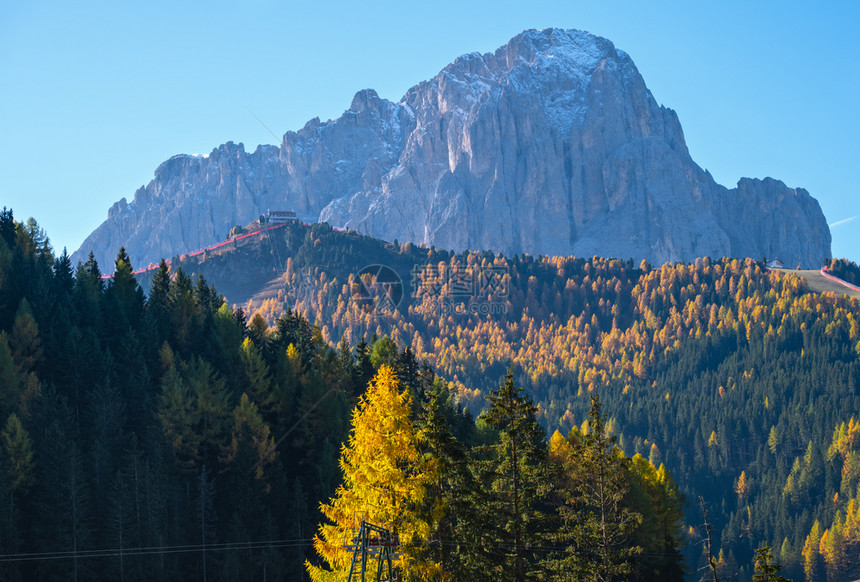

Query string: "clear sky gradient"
[1, 0, 857, 263]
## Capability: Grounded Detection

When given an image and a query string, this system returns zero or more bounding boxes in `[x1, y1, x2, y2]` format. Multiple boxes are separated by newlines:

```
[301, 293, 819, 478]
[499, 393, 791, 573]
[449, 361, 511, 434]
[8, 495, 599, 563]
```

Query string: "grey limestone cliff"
[73, 28, 831, 270]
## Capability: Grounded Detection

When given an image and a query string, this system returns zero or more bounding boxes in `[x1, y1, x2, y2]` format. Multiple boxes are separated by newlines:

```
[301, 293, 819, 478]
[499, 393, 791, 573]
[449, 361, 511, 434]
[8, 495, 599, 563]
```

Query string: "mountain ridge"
[73, 27, 831, 270]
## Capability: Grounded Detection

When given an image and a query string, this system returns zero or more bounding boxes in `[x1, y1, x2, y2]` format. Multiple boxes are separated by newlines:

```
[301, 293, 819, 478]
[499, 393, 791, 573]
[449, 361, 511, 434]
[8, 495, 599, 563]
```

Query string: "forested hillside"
[0, 210, 688, 581]
[165, 220, 860, 581]
[3, 212, 858, 580]
[0, 211, 365, 580]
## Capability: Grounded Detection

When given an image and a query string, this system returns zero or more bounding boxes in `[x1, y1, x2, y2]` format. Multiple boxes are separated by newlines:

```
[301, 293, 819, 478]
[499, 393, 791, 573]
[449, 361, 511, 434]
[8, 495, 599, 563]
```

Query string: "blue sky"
[1, 0, 858, 263]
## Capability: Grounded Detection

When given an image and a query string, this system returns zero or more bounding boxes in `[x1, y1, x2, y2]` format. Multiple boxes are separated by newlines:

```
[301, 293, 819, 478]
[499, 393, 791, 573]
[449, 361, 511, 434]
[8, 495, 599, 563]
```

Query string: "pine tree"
[550, 394, 642, 582]
[158, 361, 199, 472]
[247, 313, 269, 351]
[143, 260, 172, 363]
[158, 357, 230, 472]
[1, 412, 34, 496]
[187, 358, 231, 468]
[752, 542, 790, 582]
[802, 520, 823, 582]
[396, 346, 422, 405]
[0, 333, 21, 417]
[166, 268, 197, 357]
[353, 337, 374, 395]
[103, 247, 145, 336]
[72, 251, 104, 328]
[370, 335, 398, 369]
[0, 411, 34, 580]
[459, 369, 556, 581]
[238, 338, 272, 411]
[624, 455, 685, 581]
[222, 393, 276, 481]
[414, 379, 469, 579]
[10, 298, 43, 375]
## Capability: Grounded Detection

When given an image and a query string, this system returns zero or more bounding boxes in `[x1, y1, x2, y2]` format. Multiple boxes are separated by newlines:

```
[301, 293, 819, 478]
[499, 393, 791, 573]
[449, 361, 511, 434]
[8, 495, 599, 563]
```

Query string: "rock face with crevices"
[74, 28, 830, 270]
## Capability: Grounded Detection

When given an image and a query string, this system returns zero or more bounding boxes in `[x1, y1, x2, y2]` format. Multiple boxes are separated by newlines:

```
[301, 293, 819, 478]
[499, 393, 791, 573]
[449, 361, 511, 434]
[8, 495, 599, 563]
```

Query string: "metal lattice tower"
[345, 521, 397, 582]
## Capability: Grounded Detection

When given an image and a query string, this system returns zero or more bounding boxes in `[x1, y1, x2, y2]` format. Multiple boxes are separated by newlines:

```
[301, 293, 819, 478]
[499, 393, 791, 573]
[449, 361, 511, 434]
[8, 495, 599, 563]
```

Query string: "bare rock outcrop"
[74, 28, 830, 270]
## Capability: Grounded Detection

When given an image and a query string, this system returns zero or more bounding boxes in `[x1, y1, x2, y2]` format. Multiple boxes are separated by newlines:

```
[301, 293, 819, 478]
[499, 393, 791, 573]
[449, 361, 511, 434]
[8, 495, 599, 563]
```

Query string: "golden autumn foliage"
[802, 520, 822, 582]
[307, 365, 440, 581]
[800, 418, 860, 582]
[247, 250, 860, 431]
[736, 470, 749, 502]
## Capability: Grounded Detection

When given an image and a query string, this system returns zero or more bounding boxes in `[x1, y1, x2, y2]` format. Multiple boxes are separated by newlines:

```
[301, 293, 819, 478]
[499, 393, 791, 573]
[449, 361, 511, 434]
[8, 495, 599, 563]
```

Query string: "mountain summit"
[74, 28, 831, 269]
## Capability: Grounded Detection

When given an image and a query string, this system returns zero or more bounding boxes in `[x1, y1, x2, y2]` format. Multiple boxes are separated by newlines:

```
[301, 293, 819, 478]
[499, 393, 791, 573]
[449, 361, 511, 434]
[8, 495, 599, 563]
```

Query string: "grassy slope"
[792, 268, 860, 299]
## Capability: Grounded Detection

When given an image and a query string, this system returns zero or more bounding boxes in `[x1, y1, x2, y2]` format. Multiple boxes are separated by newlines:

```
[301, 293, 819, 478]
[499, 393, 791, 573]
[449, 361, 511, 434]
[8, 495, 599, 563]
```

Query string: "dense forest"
[165, 220, 860, 581]
[0, 211, 359, 580]
[3, 212, 857, 580]
[0, 210, 691, 581]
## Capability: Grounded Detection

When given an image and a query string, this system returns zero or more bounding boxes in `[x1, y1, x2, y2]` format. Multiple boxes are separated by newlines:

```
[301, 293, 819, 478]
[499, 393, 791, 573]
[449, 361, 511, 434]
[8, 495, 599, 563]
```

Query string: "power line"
[0, 538, 314, 563]
[0, 534, 685, 564]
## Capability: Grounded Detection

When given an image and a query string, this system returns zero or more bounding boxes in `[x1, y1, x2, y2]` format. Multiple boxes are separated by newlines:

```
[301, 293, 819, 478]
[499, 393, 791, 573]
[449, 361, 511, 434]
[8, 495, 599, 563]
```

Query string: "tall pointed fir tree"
[458, 369, 556, 582]
[548, 394, 642, 582]
[143, 259, 172, 367]
[0, 411, 34, 581]
[752, 543, 790, 582]
[413, 378, 469, 580]
[103, 247, 144, 336]
[625, 454, 685, 581]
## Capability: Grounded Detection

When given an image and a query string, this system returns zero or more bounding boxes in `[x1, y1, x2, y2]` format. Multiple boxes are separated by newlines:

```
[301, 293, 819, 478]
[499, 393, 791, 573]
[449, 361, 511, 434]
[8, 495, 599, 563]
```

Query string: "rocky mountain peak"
[349, 88, 383, 113]
[73, 28, 831, 271]
[503, 27, 612, 67]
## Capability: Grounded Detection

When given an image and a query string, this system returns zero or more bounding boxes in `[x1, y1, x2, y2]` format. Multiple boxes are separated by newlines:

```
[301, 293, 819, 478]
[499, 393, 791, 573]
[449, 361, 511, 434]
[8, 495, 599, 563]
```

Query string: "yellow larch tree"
[803, 520, 823, 582]
[735, 470, 749, 502]
[307, 365, 439, 582]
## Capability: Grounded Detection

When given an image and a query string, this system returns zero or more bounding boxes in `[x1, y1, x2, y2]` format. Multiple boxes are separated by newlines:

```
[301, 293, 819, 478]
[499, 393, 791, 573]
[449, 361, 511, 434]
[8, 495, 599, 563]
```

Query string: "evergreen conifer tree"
[414, 379, 469, 579]
[549, 394, 642, 582]
[753, 542, 790, 582]
[458, 369, 556, 581]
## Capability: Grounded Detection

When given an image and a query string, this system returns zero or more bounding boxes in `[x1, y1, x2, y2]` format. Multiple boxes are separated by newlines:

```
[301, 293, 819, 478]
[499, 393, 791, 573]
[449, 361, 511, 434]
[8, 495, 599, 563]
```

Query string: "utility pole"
[345, 521, 396, 582]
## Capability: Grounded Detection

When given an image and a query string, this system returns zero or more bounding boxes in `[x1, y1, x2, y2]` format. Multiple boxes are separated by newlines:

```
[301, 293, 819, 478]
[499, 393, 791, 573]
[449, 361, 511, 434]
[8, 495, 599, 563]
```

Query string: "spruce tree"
[753, 542, 790, 582]
[414, 379, 469, 579]
[459, 369, 556, 581]
[143, 260, 171, 357]
[0, 411, 34, 579]
[549, 394, 642, 582]
[103, 247, 144, 335]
